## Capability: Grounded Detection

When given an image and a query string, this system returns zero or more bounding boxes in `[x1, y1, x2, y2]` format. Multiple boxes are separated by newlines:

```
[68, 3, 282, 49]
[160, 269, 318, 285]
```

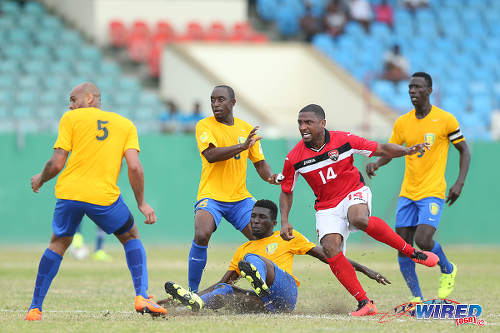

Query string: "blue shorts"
[52, 195, 133, 237]
[194, 197, 256, 231]
[262, 263, 298, 313]
[395, 196, 444, 229]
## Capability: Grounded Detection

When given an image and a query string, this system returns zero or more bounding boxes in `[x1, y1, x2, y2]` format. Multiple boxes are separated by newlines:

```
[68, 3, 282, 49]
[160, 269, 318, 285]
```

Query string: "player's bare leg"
[347, 204, 438, 267]
[116, 223, 167, 316]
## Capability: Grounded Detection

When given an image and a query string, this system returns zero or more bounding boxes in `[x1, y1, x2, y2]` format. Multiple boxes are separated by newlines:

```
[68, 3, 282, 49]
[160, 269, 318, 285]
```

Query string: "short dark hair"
[412, 72, 432, 88]
[254, 199, 277, 221]
[299, 104, 325, 120]
[214, 85, 235, 99]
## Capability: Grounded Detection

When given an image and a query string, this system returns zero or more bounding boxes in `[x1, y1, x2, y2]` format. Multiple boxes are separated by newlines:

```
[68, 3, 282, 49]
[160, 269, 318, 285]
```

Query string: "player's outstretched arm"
[124, 149, 157, 224]
[373, 142, 430, 159]
[348, 259, 391, 285]
[31, 148, 68, 193]
[446, 140, 471, 206]
[279, 191, 295, 240]
[202, 126, 262, 163]
[253, 160, 281, 185]
[366, 156, 392, 179]
[197, 270, 240, 296]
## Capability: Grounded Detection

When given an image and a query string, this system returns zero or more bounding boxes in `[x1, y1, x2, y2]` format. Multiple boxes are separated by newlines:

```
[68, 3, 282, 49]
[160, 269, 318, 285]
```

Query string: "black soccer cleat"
[238, 260, 270, 297]
[164, 281, 203, 312]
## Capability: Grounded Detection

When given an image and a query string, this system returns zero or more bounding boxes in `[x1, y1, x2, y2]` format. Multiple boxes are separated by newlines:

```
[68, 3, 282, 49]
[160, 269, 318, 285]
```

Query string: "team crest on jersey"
[266, 243, 277, 255]
[328, 149, 339, 161]
[199, 131, 209, 143]
[429, 202, 440, 215]
[424, 133, 436, 146]
[238, 137, 246, 144]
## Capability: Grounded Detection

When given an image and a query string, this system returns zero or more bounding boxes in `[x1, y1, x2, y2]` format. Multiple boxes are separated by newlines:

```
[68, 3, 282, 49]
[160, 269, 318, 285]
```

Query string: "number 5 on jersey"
[97, 120, 109, 141]
[318, 167, 337, 184]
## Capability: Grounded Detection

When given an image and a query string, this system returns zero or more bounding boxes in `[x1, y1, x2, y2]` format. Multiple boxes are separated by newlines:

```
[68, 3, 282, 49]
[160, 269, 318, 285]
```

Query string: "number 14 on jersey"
[318, 167, 337, 184]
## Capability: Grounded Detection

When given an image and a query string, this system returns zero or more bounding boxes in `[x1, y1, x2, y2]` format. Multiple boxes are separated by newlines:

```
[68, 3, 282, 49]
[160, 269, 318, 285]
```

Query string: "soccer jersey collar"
[305, 129, 330, 152]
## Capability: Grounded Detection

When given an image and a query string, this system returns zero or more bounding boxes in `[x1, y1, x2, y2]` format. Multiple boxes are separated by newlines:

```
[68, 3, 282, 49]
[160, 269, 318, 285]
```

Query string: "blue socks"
[96, 227, 105, 252]
[200, 283, 234, 308]
[124, 239, 148, 298]
[244, 253, 267, 282]
[188, 240, 208, 293]
[431, 241, 453, 274]
[398, 256, 423, 299]
[29, 248, 63, 311]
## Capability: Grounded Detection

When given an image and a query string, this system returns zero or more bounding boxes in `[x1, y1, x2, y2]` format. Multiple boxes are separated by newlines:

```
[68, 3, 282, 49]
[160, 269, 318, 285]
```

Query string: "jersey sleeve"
[388, 117, 404, 145]
[195, 121, 217, 153]
[53, 112, 73, 152]
[248, 140, 265, 163]
[347, 133, 378, 157]
[446, 114, 465, 144]
[228, 244, 245, 272]
[280, 156, 298, 194]
[123, 122, 140, 153]
[289, 230, 316, 255]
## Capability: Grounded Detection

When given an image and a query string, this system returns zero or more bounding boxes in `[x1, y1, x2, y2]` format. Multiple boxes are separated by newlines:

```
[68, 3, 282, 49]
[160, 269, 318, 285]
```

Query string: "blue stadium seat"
[23, 61, 46, 75]
[48, 62, 72, 76]
[0, 1, 21, 15]
[35, 30, 59, 45]
[60, 30, 83, 45]
[0, 60, 19, 74]
[74, 61, 97, 76]
[24, 1, 46, 15]
[275, 6, 300, 36]
[54, 47, 79, 60]
[0, 90, 14, 107]
[257, 0, 278, 21]
[8, 29, 32, 44]
[372, 80, 396, 102]
[312, 34, 335, 56]
[13, 106, 35, 118]
[29, 45, 53, 60]
[99, 62, 121, 77]
[18, 15, 39, 31]
[40, 91, 63, 107]
[18, 76, 39, 89]
[80, 46, 102, 62]
[41, 15, 64, 30]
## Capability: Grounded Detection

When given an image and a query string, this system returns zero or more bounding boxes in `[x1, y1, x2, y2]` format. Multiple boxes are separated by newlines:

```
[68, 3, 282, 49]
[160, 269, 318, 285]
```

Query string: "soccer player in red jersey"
[279, 104, 438, 316]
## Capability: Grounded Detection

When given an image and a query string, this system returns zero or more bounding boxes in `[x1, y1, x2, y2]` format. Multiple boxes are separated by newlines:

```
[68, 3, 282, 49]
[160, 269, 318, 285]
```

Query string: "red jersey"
[281, 130, 378, 211]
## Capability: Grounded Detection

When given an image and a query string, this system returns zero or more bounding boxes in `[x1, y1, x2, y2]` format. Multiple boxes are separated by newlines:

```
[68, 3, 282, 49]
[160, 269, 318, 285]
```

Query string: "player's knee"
[349, 215, 369, 230]
[414, 235, 433, 251]
[322, 243, 341, 258]
[193, 231, 211, 246]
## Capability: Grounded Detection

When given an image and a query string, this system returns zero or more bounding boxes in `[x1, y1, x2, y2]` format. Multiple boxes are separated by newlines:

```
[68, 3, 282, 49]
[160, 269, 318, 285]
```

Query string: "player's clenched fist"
[31, 173, 43, 193]
[280, 221, 295, 241]
[139, 202, 157, 224]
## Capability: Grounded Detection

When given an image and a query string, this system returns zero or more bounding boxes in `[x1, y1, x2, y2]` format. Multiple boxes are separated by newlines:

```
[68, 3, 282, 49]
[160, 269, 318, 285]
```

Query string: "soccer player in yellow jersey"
[165, 200, 389, 313]
[366, 72, 471, 301]
[188, 85, 281, 293]
[25, 82, 166, 321]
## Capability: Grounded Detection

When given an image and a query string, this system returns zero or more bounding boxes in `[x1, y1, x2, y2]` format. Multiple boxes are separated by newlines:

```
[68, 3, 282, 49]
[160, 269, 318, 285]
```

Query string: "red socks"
[327, 252, 367, 302]
[365, 216, 415, 257]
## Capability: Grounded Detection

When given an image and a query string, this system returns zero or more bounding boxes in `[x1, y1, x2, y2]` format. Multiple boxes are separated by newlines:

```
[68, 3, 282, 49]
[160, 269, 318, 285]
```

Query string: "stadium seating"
[0, 0, 166, 132]
[265, 0, 500, 140]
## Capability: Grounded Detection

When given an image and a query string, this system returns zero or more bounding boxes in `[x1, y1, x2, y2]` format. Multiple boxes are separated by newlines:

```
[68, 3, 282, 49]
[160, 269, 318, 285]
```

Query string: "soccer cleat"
[410, 296, 422, 303]
[238, 260, 270, 297]
[92, 249, 112, 262]
[72, 233, 84, 249]
[350, 299, 378, 316]
[134, 295, 167, 316]
[438, 262, 457, 299]
[410, 250, 439, 267]
[164, 281, 203, 312]
[25, 308, 42, 321]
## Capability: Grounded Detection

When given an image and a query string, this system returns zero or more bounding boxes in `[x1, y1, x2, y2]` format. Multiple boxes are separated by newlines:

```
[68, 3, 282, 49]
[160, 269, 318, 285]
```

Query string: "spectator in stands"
[300, 1, 323, 42]
[159, 100, 182, 134]
[403, 0, 429, 12]
[182, 101, 205, 133]
[374, 0, 393, 29]
[381, 45, 409, 82]
[323, 0, 348, 39]
[348, 0, 373, 33]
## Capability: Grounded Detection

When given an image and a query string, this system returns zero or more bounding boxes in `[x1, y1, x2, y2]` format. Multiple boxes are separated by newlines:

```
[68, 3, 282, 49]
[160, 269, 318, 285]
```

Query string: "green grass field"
[2, 244, 499, 332]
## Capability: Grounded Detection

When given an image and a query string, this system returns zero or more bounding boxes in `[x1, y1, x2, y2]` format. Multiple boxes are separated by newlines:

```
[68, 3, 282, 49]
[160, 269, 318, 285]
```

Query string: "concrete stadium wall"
[160, 43, 396, 139]
[1, 133, 498, 245]
[41, 0, 247, 45]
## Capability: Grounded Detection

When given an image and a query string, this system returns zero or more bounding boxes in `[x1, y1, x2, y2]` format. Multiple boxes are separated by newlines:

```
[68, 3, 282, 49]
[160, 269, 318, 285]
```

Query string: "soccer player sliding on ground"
[25, 82, 166, 320]
[366, 72, 470, 302]
[279, 104, 439, 316]
[162, 200, 389, 313]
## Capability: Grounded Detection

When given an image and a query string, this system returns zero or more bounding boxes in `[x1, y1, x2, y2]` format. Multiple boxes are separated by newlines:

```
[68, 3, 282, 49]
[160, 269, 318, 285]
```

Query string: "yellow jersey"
[53, 107, 140, 205]
[195, 116, 265, 202]
[389, 105, 465, 201]
[228, 230, 316, 286]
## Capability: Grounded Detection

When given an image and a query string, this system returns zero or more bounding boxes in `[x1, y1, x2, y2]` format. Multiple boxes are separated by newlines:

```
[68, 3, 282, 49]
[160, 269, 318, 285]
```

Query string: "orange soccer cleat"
[411, 250, 439, 267]
[134, 295, 167, 316]
[350, 299, 378, 316]
[25, 308, 42, 321]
